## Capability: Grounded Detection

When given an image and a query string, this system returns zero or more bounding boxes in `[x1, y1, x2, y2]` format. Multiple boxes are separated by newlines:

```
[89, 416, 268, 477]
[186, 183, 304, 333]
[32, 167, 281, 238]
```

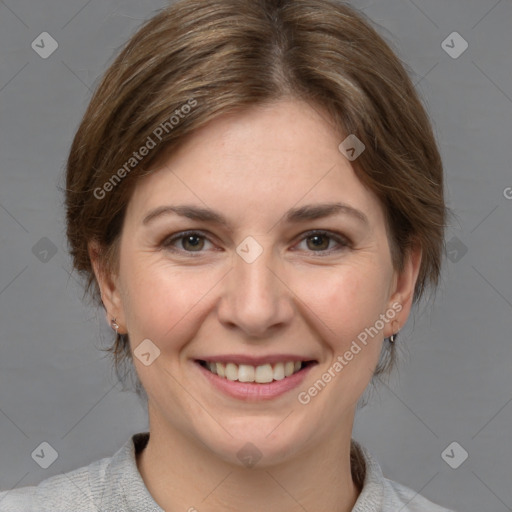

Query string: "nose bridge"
[218, 236, 292, 335]
[235, 244, 276, 299]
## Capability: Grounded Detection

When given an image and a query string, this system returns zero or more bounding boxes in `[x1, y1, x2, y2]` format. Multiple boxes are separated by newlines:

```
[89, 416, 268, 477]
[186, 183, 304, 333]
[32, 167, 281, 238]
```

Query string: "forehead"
[125, 99, 385, 229]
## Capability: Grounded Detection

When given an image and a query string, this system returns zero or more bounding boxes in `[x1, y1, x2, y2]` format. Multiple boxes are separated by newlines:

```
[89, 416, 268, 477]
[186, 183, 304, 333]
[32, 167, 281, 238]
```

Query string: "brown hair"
[65, 0, 446, 396]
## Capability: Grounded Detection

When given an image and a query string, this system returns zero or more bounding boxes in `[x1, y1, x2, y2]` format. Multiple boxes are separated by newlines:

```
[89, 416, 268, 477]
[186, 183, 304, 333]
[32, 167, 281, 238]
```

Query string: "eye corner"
[293, 229, 352, 255]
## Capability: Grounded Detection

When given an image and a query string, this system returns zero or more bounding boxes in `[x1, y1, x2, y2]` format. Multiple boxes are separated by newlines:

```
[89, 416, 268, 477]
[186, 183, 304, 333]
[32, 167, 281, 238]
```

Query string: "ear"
[88, 240, 127, 334]
[384, 244, 422, 338]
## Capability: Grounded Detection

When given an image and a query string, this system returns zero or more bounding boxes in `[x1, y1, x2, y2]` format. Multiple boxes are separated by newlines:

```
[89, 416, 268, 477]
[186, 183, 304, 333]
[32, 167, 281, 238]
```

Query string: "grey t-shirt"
[0, 432, 456, 511]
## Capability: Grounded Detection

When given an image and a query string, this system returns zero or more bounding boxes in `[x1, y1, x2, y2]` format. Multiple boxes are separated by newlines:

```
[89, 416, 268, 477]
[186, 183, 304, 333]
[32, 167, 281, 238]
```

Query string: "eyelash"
[160, 230, 351, 257]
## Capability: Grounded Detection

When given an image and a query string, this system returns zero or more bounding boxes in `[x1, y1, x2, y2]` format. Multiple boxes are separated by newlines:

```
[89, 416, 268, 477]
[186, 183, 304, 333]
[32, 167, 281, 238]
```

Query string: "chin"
[197, 416, 314, 468]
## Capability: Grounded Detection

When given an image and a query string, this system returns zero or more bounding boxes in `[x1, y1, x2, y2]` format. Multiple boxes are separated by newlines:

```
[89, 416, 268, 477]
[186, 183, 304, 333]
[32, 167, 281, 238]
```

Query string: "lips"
[195, 356, 317, 384]
[198, 354, 314, 366]
[195, 357, 317, 401]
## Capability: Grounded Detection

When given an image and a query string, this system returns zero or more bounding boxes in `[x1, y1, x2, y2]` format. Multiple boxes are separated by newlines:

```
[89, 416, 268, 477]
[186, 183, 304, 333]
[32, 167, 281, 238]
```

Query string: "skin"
[90, 99, 421, 512]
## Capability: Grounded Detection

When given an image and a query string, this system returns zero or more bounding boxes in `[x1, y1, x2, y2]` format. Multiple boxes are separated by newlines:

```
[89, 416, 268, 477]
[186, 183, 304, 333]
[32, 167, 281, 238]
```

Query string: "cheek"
[120, 256, 220, 347]
[295, 263, 390, 338]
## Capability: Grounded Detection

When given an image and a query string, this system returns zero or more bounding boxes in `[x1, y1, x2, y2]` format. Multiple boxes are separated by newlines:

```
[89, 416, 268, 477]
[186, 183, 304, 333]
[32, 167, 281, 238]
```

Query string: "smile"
[197, 360, 315, 384]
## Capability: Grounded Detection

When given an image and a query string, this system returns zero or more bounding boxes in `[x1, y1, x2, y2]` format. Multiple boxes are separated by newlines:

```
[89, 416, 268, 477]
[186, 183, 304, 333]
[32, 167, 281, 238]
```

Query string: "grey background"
[0, 0, 511, 510]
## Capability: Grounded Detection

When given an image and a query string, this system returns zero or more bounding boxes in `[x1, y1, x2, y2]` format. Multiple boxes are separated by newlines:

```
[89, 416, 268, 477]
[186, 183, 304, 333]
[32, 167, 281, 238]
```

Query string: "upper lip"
[196, 354, 318, 366]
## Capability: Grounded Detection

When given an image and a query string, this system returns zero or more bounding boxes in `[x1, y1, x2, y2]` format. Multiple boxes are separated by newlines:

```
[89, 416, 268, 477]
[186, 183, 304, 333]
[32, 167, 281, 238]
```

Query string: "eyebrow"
[142, 202, 369, 228]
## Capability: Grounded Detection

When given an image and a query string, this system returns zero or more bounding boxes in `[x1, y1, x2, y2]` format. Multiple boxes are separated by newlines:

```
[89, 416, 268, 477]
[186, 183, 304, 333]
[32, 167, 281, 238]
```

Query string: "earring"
[111, 318, 119, 333]
[389, 320, 399, 343]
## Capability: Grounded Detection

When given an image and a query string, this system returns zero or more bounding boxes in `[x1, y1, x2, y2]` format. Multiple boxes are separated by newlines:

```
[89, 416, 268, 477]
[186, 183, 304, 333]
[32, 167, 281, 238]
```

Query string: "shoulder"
[382, 477, 457, 512]
[0, 455, 112, 512]
[351, 439, 457, 512]
[0, 432, 157, 512]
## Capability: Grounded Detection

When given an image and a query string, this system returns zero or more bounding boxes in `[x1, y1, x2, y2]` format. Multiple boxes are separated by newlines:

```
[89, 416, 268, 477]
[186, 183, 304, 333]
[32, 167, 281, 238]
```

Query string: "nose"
[216, 242, 294, 337]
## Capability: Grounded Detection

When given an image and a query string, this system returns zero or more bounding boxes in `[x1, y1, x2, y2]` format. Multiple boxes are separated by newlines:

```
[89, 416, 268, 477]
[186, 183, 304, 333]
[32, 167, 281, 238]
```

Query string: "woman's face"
[95, 99, 420, 466]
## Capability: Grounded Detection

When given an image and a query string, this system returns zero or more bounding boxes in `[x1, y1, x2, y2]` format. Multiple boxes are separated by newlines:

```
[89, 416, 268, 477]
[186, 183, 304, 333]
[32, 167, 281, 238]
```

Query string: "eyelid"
[161, 229, 351, 256]
[292, 229, 351, 255]
[161, 229, 217, 255]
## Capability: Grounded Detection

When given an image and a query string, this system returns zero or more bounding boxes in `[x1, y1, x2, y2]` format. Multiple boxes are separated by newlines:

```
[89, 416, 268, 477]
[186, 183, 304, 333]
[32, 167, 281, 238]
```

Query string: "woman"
[0, 0, 456, 510]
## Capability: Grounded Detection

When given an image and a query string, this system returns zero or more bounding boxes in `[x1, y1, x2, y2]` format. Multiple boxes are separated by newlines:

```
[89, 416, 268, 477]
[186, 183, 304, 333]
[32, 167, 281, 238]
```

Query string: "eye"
[160, 229, 350, 257]
[295, 230, 350, 255]
[161, 231, 214, 254]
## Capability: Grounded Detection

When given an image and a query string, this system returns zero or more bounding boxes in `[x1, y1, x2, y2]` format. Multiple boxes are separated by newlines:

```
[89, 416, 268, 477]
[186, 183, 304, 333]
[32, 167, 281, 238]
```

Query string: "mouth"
[196, 359, 317, 384]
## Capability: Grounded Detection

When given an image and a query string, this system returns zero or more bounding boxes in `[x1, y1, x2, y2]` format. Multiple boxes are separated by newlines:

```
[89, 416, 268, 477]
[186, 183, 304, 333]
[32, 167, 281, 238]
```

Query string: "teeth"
[255, 364, 273, 383]
[204, 360, 306, 383]
[225, 363, 238, 381]
[273, 362, 285, 380]
[284, 362, 295, 377]
[238, 364, 255, 382]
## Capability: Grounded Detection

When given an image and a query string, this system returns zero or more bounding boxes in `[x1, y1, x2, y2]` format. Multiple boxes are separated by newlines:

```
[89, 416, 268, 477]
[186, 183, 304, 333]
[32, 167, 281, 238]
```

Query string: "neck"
[137, 413, 361, 512]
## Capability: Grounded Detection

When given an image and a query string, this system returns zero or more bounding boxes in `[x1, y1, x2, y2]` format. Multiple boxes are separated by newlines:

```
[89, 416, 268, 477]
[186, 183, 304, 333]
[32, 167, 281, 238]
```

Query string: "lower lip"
[194, 361, 316, 401]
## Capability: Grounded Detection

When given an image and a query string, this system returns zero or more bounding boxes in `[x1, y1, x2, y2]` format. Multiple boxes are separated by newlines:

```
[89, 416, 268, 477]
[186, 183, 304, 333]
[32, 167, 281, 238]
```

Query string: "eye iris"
[307, 234, 329, 251]
[175, 233, 337, 252]
[183, 235, 204, 251]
